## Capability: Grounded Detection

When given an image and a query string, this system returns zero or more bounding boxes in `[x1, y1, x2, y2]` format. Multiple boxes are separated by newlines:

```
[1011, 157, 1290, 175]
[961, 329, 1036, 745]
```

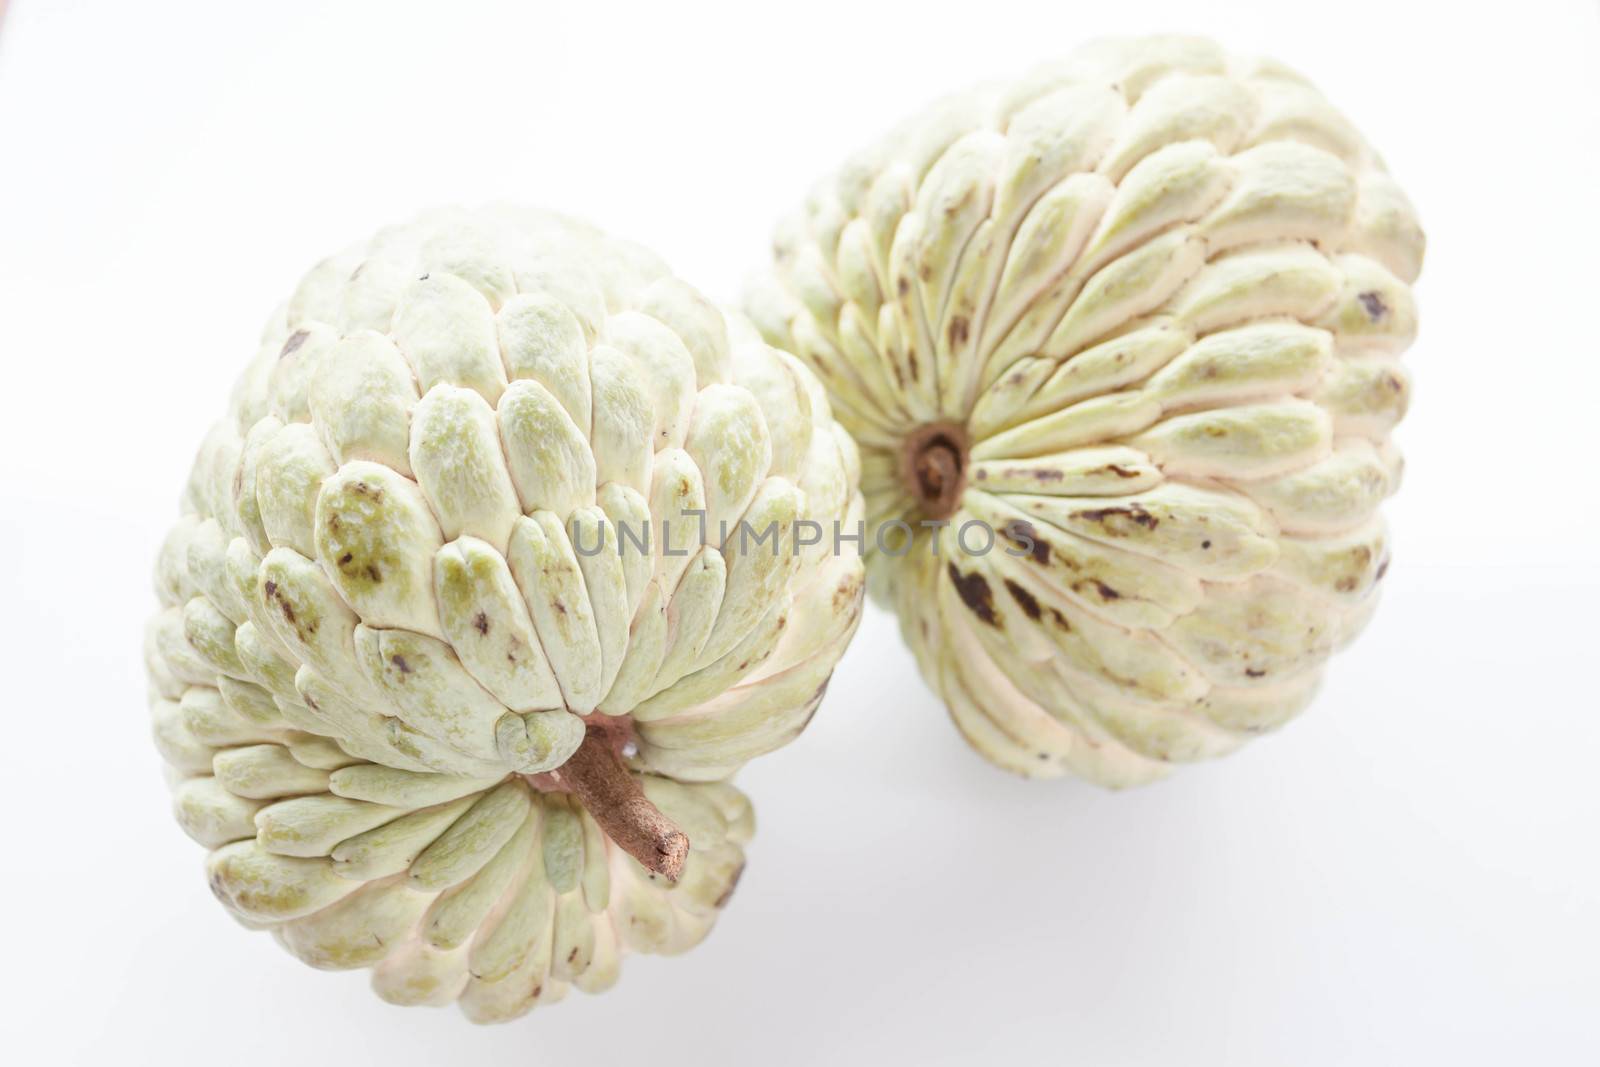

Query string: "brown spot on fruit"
[279, 329, 310, 359]
[1002, 519, 1049, 564]
[1004, 579, 1041, 621]
[1358, 290, 1389, 321]
[1075, 504, 1159, 531]
[473, 612, 489, 635]
[948, 315, 969, 347]
[1080, 578, 1121, 601]
[947, 563, 999, 627]
[390, 654, 412, 674]
[1245, 667, 1266, 678]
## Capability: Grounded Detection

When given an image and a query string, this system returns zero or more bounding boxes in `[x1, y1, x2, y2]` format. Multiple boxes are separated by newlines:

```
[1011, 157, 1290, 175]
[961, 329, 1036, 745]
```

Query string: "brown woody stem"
[901, 421, 969, 521]
[555, 725, 688, 881]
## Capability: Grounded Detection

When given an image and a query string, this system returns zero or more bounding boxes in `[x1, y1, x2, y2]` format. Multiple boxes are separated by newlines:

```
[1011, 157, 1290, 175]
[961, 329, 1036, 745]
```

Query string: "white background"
[1, 1, 1596, 1064]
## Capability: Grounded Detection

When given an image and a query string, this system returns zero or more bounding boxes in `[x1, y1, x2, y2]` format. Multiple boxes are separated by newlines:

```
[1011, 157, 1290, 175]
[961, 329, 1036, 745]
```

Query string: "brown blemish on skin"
[1375, 559, 1391, 581]
[473, 612, 490, 635]
[390, 654, 412, 674]
[1002, 520, 1050, 565]
[896, 276, 910, 297]
[365, 564, 382, 583]
[1358, 290, 1389, 322]
[1103, 465, 1142, 479]
[1245, 667, 1266, 678]
[948, 316, 970, 348]
[279, 330, 310, 359]
[261, 579, 315, 636]
[338, 552, 353, 565]
[1075, 504, 1159, 531]
[1003, 466, 1064, 483]
[947, 563, 999, 627]
[1081, 579, 1121, 601]
[1004, 579, 1041, 621]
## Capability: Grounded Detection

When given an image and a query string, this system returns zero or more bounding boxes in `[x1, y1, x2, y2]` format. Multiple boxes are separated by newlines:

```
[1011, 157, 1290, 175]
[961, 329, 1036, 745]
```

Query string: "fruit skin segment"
[747, 35, 1423, 786]
[148, 206, 864, 1021]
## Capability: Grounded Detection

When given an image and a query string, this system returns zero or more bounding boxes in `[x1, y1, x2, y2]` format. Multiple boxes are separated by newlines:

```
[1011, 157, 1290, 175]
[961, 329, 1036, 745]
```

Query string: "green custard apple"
[146, 206, 865, 1021]
[749, 35, 1424, 786]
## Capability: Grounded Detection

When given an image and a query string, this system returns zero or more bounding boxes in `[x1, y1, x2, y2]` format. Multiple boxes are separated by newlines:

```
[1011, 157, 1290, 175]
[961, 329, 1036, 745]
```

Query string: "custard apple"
[748, 35, 1423, 786]
[147, 206, 865, 1021]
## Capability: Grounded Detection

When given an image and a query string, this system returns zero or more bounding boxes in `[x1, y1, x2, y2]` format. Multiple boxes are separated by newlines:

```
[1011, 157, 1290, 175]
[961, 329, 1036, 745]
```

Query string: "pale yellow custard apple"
[146, 206, 865, 1021]
[748, 35, 1423, 786]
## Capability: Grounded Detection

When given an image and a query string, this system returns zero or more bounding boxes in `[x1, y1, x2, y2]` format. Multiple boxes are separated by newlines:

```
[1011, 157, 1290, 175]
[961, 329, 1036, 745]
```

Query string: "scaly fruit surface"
[147, 205, 864, 1021]
[748, 36, 1423, 786]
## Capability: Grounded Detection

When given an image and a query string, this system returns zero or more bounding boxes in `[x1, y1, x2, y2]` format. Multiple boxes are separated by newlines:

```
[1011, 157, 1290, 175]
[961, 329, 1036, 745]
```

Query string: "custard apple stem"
[902, 422, 970, 522]
[555, 725, 689, 881]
